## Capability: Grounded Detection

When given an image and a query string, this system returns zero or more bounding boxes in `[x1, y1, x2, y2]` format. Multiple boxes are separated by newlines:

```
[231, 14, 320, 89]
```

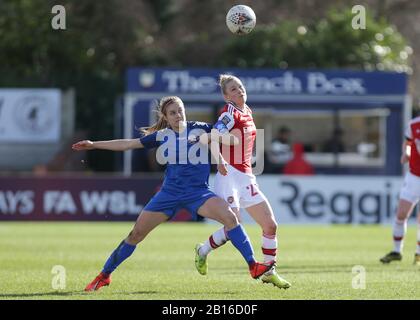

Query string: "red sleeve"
[218, 104, 229, 116]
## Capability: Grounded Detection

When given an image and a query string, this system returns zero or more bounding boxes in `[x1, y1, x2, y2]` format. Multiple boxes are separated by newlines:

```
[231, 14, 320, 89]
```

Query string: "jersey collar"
[227, 101, 248, 114]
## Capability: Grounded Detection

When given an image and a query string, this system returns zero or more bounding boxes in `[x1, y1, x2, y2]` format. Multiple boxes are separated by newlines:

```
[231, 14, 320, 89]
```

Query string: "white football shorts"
[214, 164, 266, 209]
[399, 171, 420, 204]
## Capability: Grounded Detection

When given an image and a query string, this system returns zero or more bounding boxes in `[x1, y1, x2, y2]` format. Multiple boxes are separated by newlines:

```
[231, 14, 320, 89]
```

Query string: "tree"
[0, 0, 166, 171]
[220, 6, 412, 73]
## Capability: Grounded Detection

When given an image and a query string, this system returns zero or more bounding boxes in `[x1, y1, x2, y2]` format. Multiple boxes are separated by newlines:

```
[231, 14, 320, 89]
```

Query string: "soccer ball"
[226, 5, 256, 35]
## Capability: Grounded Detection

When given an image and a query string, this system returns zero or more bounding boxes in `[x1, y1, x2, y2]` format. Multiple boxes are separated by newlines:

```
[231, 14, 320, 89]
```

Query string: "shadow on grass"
[276, 263, 403, 274]
[213, 265, 358, 275]
[214, 263, 395, 275]
[119, 291, 159, 295]
[0, 290, 163, 298]
[0, 290, 237, 298]
[126, 290, 236, 295]
[182, 291, 237, 295]
[0, 291, 89, 298]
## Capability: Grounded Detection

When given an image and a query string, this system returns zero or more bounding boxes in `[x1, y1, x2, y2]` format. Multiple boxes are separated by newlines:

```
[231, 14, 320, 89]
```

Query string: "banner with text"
[0, 175, 411, 223]
[0, 176, 164, 221]
[212, 175, 409, 224]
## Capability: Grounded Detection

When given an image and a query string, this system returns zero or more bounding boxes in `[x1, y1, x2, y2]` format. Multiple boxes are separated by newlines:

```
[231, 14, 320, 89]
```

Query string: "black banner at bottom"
[1, 300, 416, 318]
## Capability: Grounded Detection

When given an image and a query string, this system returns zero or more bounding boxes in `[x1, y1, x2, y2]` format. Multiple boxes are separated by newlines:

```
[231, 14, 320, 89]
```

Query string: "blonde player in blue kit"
[72, 96, 274, 291]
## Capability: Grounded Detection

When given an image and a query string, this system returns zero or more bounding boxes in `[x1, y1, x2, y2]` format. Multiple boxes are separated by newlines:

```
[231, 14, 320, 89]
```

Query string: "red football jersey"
[218, 102, 256, 174]
[406, 116, 420, 176]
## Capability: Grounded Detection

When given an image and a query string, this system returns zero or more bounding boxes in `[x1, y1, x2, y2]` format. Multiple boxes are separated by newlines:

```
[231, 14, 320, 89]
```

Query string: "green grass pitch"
[0, 221, 419, 300]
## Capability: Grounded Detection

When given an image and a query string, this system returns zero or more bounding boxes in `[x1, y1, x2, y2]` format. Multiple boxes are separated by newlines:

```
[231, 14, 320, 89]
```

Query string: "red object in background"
[172, 209, 193, 222]
[282, 143, 315, 175]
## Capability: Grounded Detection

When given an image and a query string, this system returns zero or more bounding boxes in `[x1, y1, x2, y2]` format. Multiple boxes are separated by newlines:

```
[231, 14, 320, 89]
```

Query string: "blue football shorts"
[143, 188, 217, 220]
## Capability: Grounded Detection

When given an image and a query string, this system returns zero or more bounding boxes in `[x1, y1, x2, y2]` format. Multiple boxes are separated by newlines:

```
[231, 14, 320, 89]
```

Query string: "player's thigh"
[398, 172, 420, 219]
[198, 196, 238, 228]
[130, 210, 169, 241]
[396, 199, 416, 220]
[237, 171, 266, 210]
[214, 172, 240, 208]
[245, 196, 277, 231]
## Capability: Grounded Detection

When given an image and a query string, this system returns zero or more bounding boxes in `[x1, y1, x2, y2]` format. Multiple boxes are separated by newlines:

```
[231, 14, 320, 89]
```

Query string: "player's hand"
[218, 161, 228, 176]
[400, 154, 409, 164]
[188, 135, 200, 144]
[198, 133, 210, 144]
[72, 140, 95, 151]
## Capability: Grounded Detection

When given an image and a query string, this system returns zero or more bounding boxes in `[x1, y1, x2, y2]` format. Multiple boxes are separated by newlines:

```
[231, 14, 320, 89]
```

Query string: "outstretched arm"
[72, 139, 144, 152]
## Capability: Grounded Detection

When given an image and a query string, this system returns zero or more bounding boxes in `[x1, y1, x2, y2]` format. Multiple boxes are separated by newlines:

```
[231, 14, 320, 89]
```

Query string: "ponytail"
[140, 116, 168, 135]
[140, 96, 183, 135]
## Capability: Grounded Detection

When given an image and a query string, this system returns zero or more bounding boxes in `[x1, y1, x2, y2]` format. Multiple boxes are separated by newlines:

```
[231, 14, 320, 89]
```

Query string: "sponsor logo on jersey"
[221, 115, 231, 126]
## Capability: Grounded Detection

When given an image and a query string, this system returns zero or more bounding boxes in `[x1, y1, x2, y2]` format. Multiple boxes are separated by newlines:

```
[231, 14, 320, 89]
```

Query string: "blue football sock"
[102, 240, 136, 275]
[226, 224, 256, 266]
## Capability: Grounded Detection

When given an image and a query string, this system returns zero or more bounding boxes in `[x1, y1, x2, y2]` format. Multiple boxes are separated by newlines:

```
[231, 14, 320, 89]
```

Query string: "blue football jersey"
[140, 121, 213, 193]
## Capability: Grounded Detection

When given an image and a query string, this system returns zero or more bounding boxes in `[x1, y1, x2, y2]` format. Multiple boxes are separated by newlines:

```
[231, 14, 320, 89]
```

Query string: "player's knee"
[127, 229, 144, 244]
[263, 221, 277, 236]
[396, 208, 410, 220]
[396, 199, 414, 219]
[222, 209, 239, 229]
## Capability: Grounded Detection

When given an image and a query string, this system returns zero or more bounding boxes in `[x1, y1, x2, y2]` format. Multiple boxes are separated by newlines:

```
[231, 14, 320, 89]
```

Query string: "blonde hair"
[140, 96, 183, 135]
[219, 74, 242, 95]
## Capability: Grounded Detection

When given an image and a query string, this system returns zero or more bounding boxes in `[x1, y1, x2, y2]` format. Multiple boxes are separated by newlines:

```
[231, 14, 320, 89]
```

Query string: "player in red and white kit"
[195, 75, 291, 289]
[380, 116, 420, 265]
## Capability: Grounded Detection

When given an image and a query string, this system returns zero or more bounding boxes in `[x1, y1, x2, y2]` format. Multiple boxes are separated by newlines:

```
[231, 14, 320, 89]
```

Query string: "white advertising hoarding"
[0, 89, 61, 142]
[210, 175, 410, 224]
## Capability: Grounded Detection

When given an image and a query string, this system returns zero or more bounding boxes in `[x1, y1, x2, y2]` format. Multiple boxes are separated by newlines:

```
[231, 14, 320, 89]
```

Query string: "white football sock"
[262, 233, 277, 263]
[393, 218, 407, 253]
[199, 227, 228, 257]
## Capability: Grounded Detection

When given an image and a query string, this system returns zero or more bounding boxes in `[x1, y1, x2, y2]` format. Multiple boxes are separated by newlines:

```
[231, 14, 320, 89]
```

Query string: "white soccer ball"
[226, 5, 256, 35]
